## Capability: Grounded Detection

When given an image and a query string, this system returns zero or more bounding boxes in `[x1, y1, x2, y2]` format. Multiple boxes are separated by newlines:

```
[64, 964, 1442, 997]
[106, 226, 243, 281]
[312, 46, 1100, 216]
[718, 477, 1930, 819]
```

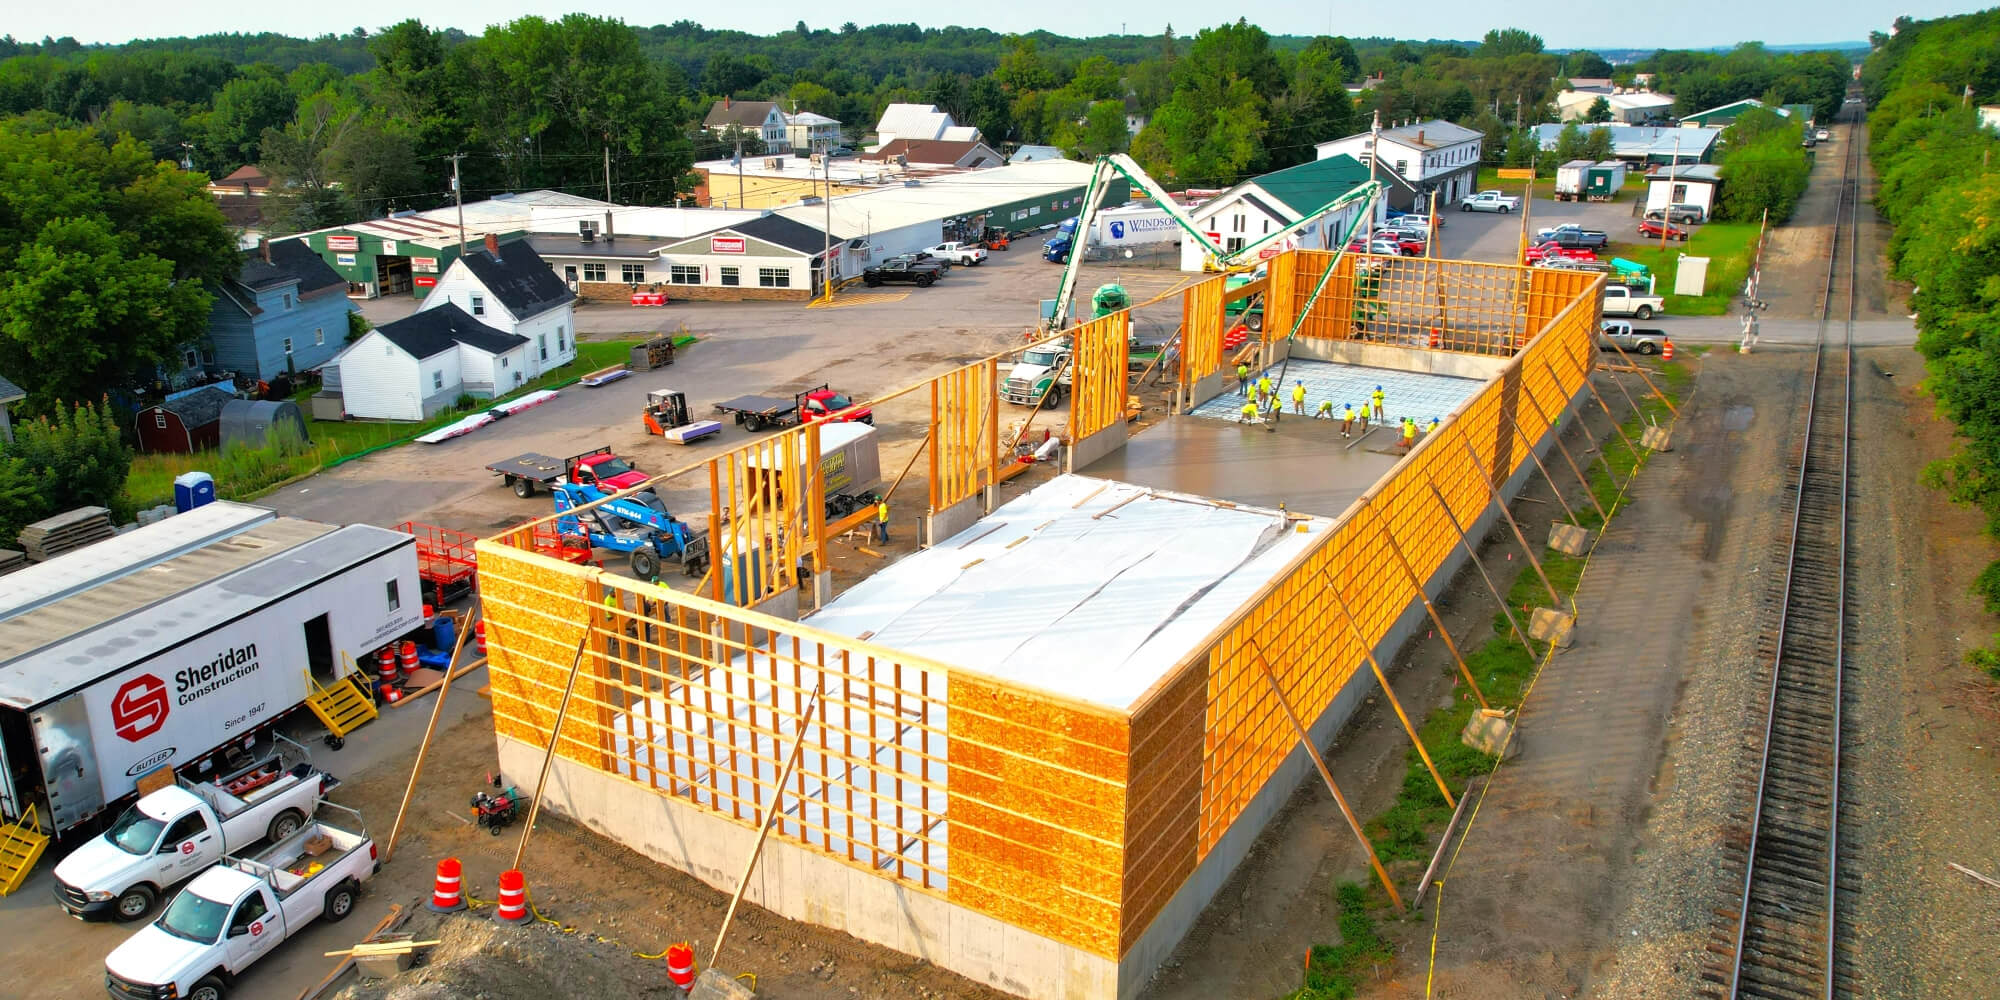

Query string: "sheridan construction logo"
[111, 674, 170, 742]
[175, 643, 261, 707]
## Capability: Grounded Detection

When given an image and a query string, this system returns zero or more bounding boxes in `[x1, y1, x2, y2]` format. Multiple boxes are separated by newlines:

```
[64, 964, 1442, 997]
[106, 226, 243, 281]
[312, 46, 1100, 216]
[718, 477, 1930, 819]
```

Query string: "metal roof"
[773, 159, 1098, 237]
[0, 369, 27, 404]
[0, 523, 407, 709]
[0, 502, 275, 622]
[0, 517, 334, 672]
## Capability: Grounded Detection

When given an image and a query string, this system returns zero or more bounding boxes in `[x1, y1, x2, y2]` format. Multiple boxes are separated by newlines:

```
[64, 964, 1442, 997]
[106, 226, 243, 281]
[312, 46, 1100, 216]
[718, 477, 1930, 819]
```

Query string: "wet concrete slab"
[1192, 358, 1484, 427]
[1084, 413, 1406, 518]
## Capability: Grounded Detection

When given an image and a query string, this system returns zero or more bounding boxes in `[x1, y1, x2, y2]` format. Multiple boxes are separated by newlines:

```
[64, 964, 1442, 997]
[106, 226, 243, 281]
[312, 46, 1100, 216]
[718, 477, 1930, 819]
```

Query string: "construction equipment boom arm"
[1047, 153, 1383, 330]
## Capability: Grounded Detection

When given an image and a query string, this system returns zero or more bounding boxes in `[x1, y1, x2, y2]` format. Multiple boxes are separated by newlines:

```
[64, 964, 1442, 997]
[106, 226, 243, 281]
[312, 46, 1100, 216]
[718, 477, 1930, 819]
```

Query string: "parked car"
[1348, 235, 1412, 256]
[1598, 320, 1668, 355]
[924, 242, 988, 266]
[1525, 242, 1598, 263]
[886, 252, 949, 273]
[1532, 225, 1610, 250]
[862, 259, 942, 287]
[1815, 128, 1831, 141]
[1387, 212, 1442, 231]
[1644, 204, 1706, 225]
[1602, 285, 1665, 320]
[1638, 219, 1691, 242]
[1459, 190, 1520, 213]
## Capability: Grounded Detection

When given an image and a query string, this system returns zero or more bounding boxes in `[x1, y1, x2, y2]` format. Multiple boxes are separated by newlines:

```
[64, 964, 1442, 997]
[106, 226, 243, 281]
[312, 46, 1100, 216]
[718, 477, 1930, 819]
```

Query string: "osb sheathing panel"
[478, 547, 598, 766]
[1069, 311, 1131, 441]
[948, 672, 1128, 958]
[1180, 277, 1226, 388]
[930, 358, 1000, 512]
[1119, 659, 1204, 950]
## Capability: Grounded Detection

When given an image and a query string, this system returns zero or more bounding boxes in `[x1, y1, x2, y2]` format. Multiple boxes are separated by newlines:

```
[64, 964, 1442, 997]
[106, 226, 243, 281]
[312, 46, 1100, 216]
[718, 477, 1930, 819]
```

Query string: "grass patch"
[1283, 882, 1395, 999]
[1609, 221, 1760, 316]
[124, 339, 655, 508]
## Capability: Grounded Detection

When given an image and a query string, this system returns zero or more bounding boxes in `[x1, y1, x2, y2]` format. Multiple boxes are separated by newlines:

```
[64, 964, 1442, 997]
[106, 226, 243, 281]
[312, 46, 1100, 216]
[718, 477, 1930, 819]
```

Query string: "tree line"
[1861, 10, 2000, 668]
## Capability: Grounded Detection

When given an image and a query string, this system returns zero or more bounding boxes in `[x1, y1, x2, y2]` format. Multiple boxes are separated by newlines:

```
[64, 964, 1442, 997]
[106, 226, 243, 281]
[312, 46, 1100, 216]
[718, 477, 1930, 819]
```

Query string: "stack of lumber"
[19, 507, 114, 561]
[0, 550, 25, 576]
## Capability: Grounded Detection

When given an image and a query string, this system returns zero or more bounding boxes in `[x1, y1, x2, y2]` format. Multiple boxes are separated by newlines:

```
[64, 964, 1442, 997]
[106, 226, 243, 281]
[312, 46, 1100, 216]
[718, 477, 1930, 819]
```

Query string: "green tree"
[0, 124, 234, 413]
[0, 399, 132, 537]
[1565, 50, 1612, 78]
[1142, 19, 1279, 186]
[1076, 99, 1129, 157]
[1716, 132, 1809, 222]
[1582, 126, 1614, 161]
[1551, 121, 1586, 169]
[1585, 96, 1612, 123]
[197, 73, 294, 173]
[1480, 28, 1544, 58]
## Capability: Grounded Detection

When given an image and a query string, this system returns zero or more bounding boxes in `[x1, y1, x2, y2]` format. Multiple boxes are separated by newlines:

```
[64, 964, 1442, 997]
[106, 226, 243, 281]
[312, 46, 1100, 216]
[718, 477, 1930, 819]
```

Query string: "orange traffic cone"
[1428, 327, 1441, 349]
[1663, 339, 1676, 361]
[428, 857, 467, 912]
[496, 869, 529, 923]
[666, 942, 697, 992]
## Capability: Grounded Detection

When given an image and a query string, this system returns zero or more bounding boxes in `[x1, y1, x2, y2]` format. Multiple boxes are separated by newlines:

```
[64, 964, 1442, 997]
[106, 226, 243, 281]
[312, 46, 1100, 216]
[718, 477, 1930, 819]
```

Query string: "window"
[669, 265, 700, 285]
[1225, 237, 1246, 254]
[282, 292, 292, 310]
[231, 894, 267, 932]
[538, 334, 548, 361]
[313, 327, 324, 346]
[720, 267, 740, 287]
[183, 349, 199, 370]
[621, 264, 647, 283]
[470, 294, 484, 316]
[500, 356, 509, 369]
[582, 263, 607, 282]
[557, 325, 566, 351]
[1232, 214, 1246, 234]
[432, 370, 443, 391]
[386, 579, 401, 612]
[160, 813, 207, 852]
[757, 268, 790, 288]
[282, 337, 293, 355]
[564, 265, 578, 282]
[154, 412, 167, 429]
[1262, 220, 1271, 234]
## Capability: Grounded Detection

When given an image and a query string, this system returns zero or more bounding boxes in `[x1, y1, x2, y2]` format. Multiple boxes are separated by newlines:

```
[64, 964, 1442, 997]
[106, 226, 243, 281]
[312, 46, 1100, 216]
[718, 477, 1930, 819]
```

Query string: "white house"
[419, 235, 576, 381]
[1644, 164, 1723, 217]
[1179, 155, 1375, 271]
[1556, 90, 1677, 124]
[327, 305, 530, 421]
[872, 103, 981, 150]
[785, 111, 844, 153]
[1314, 119, 1484, 211]
[1979, 105, 2000, 133]
[703, 99, 790, 149]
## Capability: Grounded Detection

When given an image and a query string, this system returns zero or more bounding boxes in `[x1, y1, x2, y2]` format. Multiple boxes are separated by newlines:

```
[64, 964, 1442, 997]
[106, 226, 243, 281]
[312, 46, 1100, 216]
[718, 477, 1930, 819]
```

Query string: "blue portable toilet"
[173, 471, 216, 513]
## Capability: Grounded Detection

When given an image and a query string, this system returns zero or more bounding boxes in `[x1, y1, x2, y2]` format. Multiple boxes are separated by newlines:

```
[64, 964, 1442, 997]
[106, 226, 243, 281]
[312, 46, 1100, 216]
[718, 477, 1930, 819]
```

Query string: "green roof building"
[1180, 154, 1377, 271]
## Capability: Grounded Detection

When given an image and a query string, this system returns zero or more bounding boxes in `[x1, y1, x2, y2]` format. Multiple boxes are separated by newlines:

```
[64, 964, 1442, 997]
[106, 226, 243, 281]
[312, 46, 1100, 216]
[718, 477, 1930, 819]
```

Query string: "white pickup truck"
[56, 747, 331, 922]
[925, 241, 989, 266]
[104, 807, 377, 1000]
[1601, 285, 1666, 320]
[1459, 190, 1521, 213]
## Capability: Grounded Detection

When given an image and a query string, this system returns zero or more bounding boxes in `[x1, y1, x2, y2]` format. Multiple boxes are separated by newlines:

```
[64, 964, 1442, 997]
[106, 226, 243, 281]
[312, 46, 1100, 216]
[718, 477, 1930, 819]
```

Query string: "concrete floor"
[1193, 359, 1485, 427]
[1085, 413, 1403, 519]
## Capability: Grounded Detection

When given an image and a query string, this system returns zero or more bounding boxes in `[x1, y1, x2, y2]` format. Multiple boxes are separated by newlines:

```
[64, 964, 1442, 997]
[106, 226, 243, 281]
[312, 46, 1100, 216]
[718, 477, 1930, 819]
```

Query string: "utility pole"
[735, 138, 746, 210]
[451, 153, 466, 256]
[1367, 109, 1382, 236]
[603, 143, 613, 202]
[1661, 132, 1681, 251]
[818, 140, 834, 303]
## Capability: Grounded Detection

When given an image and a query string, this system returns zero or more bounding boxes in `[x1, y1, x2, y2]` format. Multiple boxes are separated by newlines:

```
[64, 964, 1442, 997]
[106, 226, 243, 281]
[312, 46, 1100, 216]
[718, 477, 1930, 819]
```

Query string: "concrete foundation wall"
[924, 493, 983, 548]
[1290, 338, 1509, 381]
[1065, 421, 1130, 475]
[1118, 381, 1585, 998]
[496, 737, 1119, 1000]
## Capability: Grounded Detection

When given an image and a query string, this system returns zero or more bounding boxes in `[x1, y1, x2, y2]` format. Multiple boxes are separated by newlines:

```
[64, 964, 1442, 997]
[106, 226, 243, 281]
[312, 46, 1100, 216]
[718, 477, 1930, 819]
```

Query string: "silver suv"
[1645, 204, 1706, 225]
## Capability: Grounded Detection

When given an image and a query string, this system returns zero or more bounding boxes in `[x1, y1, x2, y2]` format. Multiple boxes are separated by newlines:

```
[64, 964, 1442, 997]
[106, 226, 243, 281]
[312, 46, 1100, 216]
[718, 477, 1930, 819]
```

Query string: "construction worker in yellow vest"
[1237, 362, 1251, 395]
[874, 500, 890, 543]
[1291, 381, 1307, 416]
[1371, 385, 1386, 421]
[1315, 399, 1335, 420]
[1239, 399, 1259, 424]
[1340, 403, 1358, 437]
[1399, 416, 1417, 451]
[1257, 373, 1273, 403]
[1425, 416, 1440, 437]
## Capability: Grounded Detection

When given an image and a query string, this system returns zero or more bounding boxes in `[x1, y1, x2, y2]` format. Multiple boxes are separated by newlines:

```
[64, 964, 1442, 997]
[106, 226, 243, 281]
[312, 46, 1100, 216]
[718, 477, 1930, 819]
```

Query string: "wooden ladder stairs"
[305, 661, 378, 739]
[0, 805, 50, 896]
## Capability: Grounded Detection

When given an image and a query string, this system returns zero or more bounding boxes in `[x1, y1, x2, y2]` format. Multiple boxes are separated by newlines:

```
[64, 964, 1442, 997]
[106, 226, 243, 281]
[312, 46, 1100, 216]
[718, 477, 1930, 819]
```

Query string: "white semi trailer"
[0, 514, 420, 839]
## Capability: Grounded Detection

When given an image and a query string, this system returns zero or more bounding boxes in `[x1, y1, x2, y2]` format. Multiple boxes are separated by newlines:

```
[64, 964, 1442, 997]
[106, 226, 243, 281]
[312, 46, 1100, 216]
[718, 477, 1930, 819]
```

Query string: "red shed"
[134, 386, 232, 453]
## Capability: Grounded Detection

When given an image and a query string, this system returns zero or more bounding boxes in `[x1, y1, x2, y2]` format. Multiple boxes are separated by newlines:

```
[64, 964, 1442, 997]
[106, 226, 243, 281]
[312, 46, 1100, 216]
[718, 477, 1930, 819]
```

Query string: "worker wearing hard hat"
[1341, 403, 1358, 438]
[1371, 385, 1386, 421]
[1291, 381, 1307, 416]
[1257, 373, 1273, 404]
[1237, 361, 1252, 395]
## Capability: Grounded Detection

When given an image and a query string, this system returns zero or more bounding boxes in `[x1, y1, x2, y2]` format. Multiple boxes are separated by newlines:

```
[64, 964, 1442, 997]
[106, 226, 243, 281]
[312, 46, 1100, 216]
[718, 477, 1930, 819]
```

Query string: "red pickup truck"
[487, 447, 648, 499]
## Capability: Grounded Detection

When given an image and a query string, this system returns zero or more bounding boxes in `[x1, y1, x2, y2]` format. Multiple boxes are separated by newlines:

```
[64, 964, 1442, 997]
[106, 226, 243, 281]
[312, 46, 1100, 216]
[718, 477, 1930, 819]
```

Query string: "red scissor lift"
[529, 520, 594, 566]
[396, 521, 480, 607]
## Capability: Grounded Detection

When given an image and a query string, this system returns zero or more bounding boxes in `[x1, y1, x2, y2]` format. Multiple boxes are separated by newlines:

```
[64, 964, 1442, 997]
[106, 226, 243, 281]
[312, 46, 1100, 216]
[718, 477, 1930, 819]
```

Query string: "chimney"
[484, 232, 500, 259]
[1417, 129, 1425, 144]
[258, 237, 270, 263]
[725, 96, 732, 110]
[604, 211, 615, 241]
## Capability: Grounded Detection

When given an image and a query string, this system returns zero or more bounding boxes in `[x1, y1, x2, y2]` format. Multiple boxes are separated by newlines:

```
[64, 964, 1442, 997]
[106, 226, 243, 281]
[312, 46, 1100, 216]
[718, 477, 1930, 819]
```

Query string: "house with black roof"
[649, 215, 841, 302]
[323, 303, 532, 421]
[201, 239, 356, 382]
[418, 234, 577, 380]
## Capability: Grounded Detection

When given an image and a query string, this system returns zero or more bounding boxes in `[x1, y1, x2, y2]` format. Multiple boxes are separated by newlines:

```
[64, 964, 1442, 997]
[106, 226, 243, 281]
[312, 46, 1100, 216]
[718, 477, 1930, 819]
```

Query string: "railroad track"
[1707, 96, 1861, 999]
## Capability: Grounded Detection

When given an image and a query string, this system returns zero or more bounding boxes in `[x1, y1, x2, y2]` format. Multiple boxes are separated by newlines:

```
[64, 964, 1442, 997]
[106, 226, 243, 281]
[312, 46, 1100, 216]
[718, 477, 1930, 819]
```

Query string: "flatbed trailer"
[712, 383, 873, 433]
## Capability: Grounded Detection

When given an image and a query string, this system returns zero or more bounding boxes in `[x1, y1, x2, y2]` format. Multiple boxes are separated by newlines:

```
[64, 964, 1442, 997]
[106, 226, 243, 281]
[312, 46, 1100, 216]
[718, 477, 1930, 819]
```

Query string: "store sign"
[326, 235, 360, 252]
[380, 240, 398, 255]
[710, 236, 747, 254]
[335, 253, 356, 267]
[412, 257, 438, 273]
[414, 276, 437, 288]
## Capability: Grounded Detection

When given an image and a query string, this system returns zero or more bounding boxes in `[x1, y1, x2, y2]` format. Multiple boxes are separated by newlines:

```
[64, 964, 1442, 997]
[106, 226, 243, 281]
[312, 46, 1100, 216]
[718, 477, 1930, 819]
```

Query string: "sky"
[3, 0, 1964, 50]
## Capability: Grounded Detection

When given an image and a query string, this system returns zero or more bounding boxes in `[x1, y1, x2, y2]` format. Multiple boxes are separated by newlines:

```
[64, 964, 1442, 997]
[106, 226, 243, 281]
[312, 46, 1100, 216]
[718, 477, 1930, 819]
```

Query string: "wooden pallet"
[18, 506, 114, 561]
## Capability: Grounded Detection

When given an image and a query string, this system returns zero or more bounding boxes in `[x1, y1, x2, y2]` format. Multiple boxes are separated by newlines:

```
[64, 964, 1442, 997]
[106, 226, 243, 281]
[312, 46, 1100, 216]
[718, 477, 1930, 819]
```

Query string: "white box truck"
[0, 518, 419, 840]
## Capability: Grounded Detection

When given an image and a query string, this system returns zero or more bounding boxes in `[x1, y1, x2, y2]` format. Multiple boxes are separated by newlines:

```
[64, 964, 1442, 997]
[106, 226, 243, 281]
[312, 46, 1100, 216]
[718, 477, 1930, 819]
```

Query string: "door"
[223, 888, 285, 971]
[303, 614, 334, 684]
[0, 710, 32, 823]
[158, 811, 216, 881]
